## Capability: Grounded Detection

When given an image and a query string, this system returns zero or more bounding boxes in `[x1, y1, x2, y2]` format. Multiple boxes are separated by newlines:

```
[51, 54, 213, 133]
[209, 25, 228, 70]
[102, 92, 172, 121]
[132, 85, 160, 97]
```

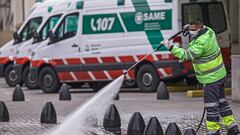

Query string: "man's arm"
[169, 40, 204, 61]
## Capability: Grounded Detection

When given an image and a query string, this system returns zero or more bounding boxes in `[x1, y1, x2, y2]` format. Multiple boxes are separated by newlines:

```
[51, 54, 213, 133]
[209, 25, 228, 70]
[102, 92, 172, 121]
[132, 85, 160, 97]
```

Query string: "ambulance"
[14, 0, 70, 89]
[0, 1, 44, 87]
[30, 0, 230, 93]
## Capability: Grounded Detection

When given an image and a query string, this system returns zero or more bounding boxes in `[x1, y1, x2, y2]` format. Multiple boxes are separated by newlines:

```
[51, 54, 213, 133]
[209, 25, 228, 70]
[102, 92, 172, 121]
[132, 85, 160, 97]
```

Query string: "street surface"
[0, 79, 239, 135]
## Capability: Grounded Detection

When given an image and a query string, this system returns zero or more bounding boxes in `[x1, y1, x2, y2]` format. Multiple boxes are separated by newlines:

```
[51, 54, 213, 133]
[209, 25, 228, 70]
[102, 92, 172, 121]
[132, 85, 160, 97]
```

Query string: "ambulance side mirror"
[32, 29, 40, 40]
[13, 31, 22, 44]
[13, 32, 18, 40]
[48, 30, 56, 42]
[32, 29, 42, 43]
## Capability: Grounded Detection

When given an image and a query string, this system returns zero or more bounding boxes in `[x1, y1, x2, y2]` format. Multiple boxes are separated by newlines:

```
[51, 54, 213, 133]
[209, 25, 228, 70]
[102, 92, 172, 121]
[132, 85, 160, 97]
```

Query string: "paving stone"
[0, 79, 239, 135]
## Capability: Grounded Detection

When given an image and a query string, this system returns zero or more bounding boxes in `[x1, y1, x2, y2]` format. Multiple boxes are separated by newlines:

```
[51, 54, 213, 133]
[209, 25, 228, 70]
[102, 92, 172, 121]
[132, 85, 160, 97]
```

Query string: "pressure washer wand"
[125, 48, 158, 74]
[124, 26, 189, 75]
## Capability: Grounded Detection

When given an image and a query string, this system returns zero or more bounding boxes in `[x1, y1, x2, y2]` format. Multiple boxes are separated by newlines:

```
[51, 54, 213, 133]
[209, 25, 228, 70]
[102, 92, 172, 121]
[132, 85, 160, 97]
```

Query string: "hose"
[196, 82, 205, 133]
[196, 108, 205, 133]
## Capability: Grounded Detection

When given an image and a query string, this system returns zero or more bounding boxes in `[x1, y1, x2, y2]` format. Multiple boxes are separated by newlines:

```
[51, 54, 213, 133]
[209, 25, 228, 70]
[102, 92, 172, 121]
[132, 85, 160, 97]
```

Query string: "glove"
[160, 39, 171, 49]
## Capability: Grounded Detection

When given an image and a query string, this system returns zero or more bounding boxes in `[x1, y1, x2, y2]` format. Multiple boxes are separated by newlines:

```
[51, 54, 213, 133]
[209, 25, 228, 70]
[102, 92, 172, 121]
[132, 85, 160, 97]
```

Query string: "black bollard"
[127, 112, 145, 135]
[144, 117, 163, 135]
[103, 104, 121, 135]
[183, 128, 196, 135]
[0, 101, 9, 122]
[114, 93, 119, 100]
[59, 83, 71, 101]
[156, 82, 169, 100]
[40, 102, 57, 124]
[12, 84, 25, 101]
[165, 122, 182, 135]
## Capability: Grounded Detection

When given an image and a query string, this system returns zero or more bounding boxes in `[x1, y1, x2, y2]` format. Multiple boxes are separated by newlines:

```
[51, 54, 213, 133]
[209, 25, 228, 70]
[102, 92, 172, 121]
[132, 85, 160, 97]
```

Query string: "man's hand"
[160, 39, 172, 49]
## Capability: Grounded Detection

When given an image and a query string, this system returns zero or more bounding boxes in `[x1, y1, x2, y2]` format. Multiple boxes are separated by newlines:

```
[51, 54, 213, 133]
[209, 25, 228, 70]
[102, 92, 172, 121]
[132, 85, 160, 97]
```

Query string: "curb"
[186, 88, 231, 98]
[167, 86, 197, 93]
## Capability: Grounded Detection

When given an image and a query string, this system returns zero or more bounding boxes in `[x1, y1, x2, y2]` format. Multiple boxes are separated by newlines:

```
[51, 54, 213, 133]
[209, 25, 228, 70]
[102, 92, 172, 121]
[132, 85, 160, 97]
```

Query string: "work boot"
[227, 126, 240, 135]
[207, 130, 221, 135]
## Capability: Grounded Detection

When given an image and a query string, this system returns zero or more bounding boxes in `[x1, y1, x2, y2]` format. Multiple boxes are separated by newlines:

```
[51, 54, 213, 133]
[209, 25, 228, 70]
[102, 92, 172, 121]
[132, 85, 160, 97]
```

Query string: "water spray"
[48, 25, 191, 135]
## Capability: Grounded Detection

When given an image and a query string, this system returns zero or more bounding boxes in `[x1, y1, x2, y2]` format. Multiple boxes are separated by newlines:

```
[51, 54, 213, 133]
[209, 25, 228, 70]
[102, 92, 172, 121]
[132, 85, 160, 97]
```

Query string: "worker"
[161, 18, 239, 135]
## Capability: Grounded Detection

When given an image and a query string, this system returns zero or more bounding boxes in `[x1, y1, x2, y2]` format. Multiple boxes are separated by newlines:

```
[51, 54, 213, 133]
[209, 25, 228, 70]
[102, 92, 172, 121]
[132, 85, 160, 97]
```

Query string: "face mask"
[189, 28, 201, 37]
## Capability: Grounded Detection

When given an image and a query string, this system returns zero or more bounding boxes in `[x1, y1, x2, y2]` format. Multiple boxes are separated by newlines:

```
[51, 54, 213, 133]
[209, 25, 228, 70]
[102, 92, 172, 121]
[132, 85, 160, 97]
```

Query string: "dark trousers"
[204, 76, 237, 134]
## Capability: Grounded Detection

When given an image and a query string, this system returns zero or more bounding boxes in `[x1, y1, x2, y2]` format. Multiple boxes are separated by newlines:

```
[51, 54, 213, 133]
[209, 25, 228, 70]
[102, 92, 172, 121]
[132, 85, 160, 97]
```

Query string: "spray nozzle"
[183, 24, 190, 37]
[183, 24, 190, 32]
[123, 70, 128, 76]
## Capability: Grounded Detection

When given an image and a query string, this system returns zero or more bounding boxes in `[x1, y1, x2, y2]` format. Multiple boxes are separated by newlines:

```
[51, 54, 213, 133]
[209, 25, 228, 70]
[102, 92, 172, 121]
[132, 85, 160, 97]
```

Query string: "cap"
[189, 18, 203, 25]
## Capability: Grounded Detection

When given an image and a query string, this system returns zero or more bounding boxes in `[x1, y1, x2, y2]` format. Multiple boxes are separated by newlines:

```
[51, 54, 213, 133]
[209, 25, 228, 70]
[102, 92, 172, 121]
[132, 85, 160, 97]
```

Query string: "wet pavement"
[0, 78, 239, 135]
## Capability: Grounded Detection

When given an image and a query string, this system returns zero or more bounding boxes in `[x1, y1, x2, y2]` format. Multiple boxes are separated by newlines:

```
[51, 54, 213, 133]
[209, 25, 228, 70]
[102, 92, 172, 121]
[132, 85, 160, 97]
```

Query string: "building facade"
[0, 0, 36, 32]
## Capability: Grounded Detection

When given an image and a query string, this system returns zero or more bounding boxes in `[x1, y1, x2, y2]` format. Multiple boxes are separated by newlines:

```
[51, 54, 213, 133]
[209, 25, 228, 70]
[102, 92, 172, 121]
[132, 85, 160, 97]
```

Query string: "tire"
[89, 82, 108, 92]
[23, 65, 39, 89]
[123, 79, 137, 88]
[136, 64, 159, 92]
[39, 66, 61, 93]
[4, 64, 22, 87]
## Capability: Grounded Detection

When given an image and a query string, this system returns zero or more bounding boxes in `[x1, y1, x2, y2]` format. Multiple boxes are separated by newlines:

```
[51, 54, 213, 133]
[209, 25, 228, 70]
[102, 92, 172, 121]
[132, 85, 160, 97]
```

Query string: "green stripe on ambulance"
[82, 14, 124, 34]
[82, 10, 172, 34]
[121, 10, 172, 31]
[82, 0, 172, 51]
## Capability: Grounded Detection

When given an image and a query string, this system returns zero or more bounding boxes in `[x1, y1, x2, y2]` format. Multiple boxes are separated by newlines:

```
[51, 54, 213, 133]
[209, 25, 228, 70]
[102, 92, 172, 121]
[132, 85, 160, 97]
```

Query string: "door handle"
[72, 44, 79, 47]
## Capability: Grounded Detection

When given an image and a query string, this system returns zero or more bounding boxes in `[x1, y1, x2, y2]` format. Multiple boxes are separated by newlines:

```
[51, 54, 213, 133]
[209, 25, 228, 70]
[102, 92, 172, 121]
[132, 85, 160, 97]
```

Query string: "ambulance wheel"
[89, 82, 108, 92]
[136, 64, 159, 92]
[39, 66, 61, 93]
[4, 64, 22, 87]
[123, 80, 137, 88]
[23, 65, 39, 89]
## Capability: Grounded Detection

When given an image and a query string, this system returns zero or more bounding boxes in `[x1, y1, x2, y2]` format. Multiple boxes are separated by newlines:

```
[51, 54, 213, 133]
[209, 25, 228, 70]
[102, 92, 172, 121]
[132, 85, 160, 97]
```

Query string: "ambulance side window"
[55, 13, 79, 40]
[208, 3, 226, 33]
[40, 15, 61, 41]
[182, 2, 227, 34]
[20, 17, 42, 41]
[182, 5, 203, 26]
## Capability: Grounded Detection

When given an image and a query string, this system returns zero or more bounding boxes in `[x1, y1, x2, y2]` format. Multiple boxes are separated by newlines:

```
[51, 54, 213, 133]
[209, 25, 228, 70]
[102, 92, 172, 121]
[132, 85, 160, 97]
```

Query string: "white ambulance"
[0, 1, 44, 87]
[30, 0, 230, 93]
[0, 0, 69, 87]
[14, 0, 71, 89]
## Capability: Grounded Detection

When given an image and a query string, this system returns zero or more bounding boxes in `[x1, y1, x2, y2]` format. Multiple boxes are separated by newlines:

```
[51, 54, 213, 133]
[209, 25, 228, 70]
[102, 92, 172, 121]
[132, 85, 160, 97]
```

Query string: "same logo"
[135, 12, 144, 25]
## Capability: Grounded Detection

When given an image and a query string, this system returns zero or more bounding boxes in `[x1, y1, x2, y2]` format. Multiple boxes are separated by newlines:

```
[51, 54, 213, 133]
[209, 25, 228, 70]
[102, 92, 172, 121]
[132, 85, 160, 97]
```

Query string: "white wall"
[229, 0, 238, 43]
[11, 0, 23, 31]
[23, 0, 36, 20]
[230, 0, 240, 102]
[229, 0, 240, 55]
[11, 0, 35, 31]
[0, 0, 11, 31]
